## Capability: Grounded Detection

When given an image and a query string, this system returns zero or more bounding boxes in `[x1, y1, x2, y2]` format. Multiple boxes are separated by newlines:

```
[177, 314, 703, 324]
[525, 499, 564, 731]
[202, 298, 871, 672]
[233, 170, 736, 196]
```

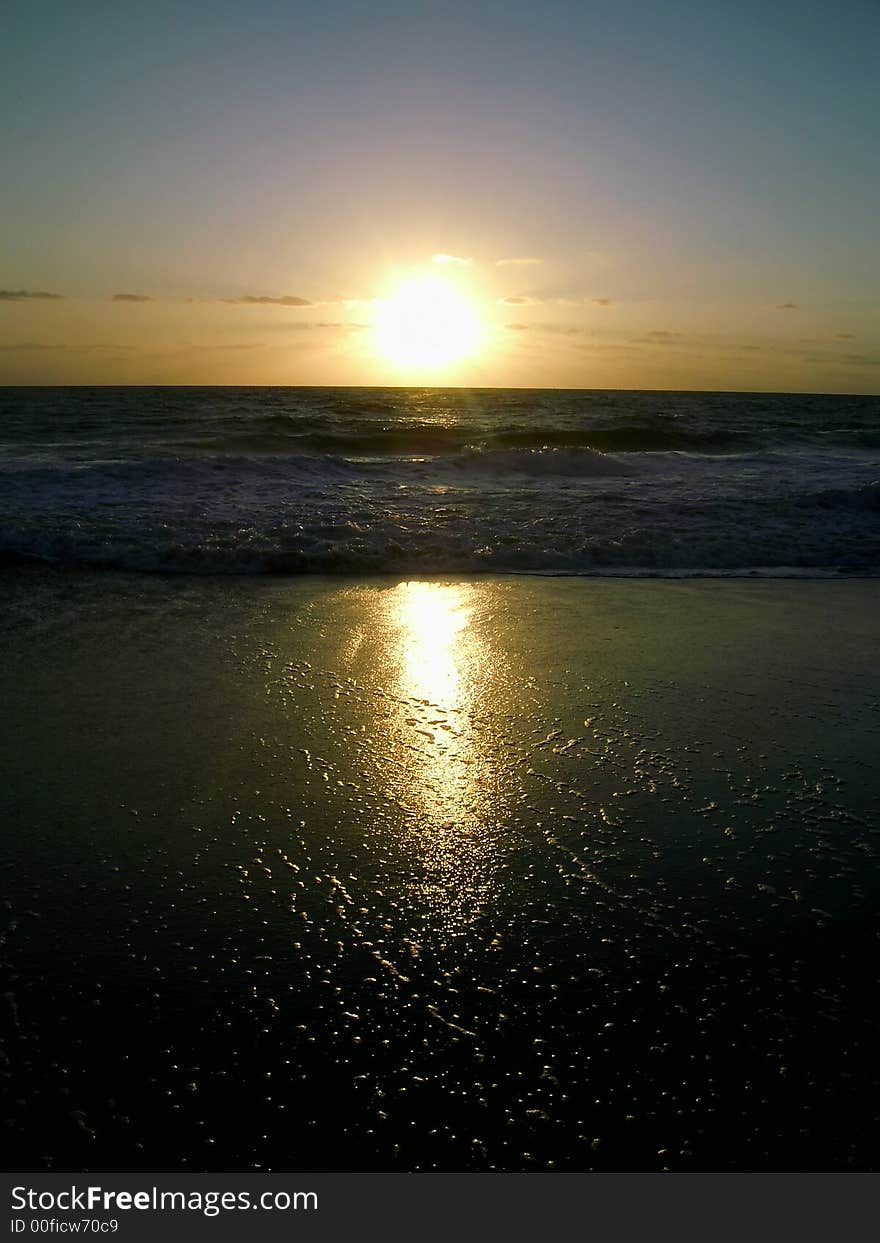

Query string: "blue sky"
[2, 0, 877, 387]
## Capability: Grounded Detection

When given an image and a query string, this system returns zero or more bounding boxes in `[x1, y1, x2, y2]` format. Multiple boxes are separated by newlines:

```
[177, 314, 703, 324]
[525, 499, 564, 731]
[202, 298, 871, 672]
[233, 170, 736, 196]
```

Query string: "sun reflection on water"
[395, 581, 470, 711]
[378, 581, 503, 929]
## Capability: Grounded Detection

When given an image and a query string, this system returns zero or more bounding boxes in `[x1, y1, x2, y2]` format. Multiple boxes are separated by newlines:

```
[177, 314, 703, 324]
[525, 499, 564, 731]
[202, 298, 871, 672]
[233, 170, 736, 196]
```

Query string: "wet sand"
[1, 571, 879, 1171]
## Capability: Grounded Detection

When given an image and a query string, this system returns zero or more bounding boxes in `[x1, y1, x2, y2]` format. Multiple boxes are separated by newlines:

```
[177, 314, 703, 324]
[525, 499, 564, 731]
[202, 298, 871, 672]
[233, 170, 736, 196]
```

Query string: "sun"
[373, 276, 481, 371]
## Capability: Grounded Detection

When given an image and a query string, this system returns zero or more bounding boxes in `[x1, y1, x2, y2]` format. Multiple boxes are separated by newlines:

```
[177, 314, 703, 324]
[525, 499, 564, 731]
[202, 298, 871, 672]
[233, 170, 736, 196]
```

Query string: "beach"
[2, 568, 878, 1171]
[4, 0, 880, 1218]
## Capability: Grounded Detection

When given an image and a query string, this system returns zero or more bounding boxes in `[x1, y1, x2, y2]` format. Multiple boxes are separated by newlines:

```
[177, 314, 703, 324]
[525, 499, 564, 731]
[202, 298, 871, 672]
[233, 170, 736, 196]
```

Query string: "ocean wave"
[1, 464, 877, 576]
[5, 388, 878, 467]
[3, 536, 877, 578]
[1, 388, 879, 576]
[0, 445, 637, 484]
[810, 481, 880, 511]
[448, 446, 633, 477]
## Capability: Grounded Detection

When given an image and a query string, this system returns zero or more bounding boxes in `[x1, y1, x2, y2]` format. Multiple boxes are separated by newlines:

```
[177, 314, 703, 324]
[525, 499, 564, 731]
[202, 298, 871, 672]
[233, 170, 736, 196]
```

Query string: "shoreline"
[2, 557, 878, 579]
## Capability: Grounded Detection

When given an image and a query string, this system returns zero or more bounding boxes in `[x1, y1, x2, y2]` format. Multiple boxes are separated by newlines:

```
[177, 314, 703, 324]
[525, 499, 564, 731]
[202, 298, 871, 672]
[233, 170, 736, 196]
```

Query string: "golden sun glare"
[373, 276, 481, 370]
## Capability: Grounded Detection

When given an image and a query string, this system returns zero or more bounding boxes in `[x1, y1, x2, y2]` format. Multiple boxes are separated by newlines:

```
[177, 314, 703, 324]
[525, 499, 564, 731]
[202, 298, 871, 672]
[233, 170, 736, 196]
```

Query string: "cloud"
[498, 295, 543, 306]
[222, 295, 314, 307]
[529, 295, 613, 307]
[112, 293, 153, 303]
[572, 340, 639, 356]
[183, 343, 263, 352]
[260, 318, 370, 335]
[281, 320, 361, 331]
[0, 341, 133, 353]
[0, 289, 64, 301]
[504, 321, 595, 337]
[496, 257, 542, 267]
[431, 253, 471, 266]
[629, 330, 686, 345]
[776, 302, 798, 310]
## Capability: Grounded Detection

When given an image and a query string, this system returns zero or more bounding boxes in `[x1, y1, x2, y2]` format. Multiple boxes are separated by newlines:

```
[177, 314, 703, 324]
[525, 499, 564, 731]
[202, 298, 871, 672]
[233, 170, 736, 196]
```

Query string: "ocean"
[1, 386, 878, 575]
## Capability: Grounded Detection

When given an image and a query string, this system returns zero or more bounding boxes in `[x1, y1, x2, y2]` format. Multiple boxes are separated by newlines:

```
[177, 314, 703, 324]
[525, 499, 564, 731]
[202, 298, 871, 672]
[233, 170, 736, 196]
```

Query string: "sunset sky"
[2, 0, 877, 390]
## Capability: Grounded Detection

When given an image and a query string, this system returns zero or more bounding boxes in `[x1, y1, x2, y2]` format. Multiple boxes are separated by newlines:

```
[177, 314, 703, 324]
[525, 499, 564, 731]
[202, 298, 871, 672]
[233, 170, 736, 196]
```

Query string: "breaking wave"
[1, 387, 878, 575]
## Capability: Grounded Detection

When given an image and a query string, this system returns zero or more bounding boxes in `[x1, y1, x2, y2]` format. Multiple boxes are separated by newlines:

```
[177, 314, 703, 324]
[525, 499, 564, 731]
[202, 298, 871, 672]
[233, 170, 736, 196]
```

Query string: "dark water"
[0, 387, 878, 573]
